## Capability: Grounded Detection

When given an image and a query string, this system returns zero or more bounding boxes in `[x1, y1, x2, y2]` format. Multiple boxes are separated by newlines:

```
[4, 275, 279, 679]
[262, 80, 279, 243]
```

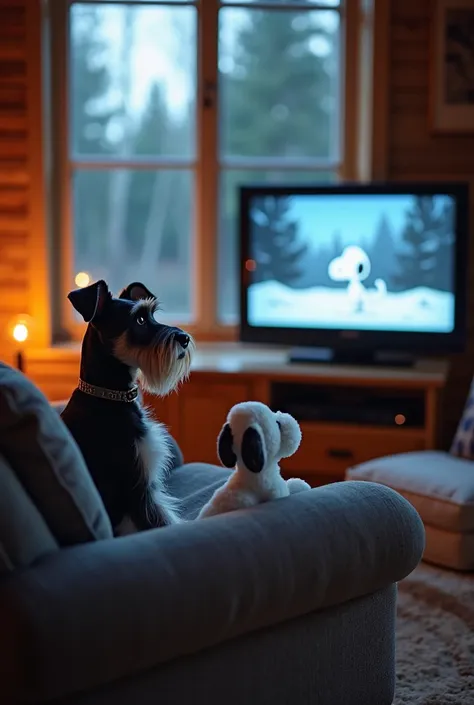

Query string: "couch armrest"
[0, 480, 424, 703]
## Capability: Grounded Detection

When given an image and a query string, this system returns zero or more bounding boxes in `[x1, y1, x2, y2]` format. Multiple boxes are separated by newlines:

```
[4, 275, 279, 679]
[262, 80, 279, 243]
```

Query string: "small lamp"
[8, 314, 32, 373]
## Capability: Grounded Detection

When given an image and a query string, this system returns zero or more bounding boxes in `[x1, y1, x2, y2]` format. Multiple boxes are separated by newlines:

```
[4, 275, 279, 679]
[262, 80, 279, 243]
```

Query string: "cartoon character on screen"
[328, 245, 386, 314]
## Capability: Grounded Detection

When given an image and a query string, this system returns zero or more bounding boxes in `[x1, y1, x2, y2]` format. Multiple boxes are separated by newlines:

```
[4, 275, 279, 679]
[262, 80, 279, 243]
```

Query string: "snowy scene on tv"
[246, 193, 456, 333]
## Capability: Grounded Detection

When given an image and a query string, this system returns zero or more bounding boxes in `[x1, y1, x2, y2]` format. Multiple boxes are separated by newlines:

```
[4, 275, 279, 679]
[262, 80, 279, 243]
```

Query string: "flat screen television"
[239, 181, 469, 366]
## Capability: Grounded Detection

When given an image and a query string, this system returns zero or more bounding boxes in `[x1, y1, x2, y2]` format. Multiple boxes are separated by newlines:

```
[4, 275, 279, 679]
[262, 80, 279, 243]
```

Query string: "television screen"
[246, 192, 457, 334]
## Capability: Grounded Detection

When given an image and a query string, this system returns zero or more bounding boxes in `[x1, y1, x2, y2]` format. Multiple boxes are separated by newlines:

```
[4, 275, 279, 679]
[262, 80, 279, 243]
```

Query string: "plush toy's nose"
[175, 332, 190, 349]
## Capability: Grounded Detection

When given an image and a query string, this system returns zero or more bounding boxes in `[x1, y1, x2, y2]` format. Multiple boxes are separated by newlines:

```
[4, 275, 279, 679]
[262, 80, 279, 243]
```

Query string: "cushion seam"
[0, 541, 14, 571]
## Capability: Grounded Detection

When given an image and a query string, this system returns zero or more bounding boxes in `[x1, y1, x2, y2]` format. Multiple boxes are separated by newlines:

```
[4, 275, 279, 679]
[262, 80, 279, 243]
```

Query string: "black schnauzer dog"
[61, 279, 194, 535]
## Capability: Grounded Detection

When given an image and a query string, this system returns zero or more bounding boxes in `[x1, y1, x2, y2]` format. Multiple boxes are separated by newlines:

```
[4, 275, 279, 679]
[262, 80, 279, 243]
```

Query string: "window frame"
[47, 0, 367, 343]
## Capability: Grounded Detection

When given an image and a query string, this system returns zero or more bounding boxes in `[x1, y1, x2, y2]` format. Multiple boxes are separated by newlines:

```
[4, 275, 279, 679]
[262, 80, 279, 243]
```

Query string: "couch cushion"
[168, 462, 231, 519]
[0, 452, 59, 575]
[450, 377, 474, 459]
[346, 450, 474, 533]
[0, 363, 113, 546]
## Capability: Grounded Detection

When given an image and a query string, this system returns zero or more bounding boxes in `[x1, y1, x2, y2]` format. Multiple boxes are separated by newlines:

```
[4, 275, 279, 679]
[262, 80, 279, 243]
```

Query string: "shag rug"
[394, 562, 474, 704]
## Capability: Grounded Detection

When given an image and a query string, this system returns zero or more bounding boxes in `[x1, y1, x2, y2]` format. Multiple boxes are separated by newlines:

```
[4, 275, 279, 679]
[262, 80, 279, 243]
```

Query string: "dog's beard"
[114, 333, 194, 396]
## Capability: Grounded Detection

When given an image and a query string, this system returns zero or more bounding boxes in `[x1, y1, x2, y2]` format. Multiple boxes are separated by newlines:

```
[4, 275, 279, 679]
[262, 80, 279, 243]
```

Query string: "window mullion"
[195, 0, 219, 331]
[340, 0, 360, 180]
[49, 0, 76, 338]
[70, 159, 197, 171]
[220, 158, 342, 171]
[220, 2, 340, 10]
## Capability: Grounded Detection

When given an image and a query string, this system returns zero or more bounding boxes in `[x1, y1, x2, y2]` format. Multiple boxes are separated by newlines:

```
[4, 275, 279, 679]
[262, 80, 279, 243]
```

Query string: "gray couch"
[0, 365, 425, 705]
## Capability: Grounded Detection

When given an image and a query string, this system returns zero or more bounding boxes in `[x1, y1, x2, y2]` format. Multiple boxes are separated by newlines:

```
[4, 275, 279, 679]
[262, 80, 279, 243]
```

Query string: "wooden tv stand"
[146, 343, 448, 486]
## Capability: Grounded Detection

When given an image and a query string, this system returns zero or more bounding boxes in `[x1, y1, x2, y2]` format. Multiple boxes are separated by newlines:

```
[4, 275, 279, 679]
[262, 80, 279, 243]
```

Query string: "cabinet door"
[179, 379, 251, 464]
[143, 393, 179, 434]
[282, 423, 426, 479]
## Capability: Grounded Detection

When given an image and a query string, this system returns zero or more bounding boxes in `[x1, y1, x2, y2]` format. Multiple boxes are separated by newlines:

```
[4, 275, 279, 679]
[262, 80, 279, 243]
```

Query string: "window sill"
[57, 323, 239, 346]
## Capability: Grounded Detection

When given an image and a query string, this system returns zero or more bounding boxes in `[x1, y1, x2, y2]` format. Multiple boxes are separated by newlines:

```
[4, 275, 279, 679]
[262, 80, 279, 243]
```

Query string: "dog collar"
[77, 379, 139, 403]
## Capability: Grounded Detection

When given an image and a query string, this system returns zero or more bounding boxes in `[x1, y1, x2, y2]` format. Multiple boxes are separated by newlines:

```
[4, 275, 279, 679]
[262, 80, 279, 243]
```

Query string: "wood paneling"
[0, 0, 49, 357]
[388, 0, 474, 175]
[0, 2, 29, 338]
[387, 0, 474, 447]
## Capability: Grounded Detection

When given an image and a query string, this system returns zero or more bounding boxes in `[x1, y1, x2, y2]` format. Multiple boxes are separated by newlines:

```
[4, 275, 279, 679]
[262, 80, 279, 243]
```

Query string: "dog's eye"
[136, 315, 146, 326]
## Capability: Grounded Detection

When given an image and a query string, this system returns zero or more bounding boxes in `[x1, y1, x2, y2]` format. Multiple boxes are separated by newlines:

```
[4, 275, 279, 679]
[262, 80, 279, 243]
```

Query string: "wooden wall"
[1, 0, 473, 448]
[388, 0, 474, 176]
[0, 0, 49, 361]
[388, 0, 474, 446]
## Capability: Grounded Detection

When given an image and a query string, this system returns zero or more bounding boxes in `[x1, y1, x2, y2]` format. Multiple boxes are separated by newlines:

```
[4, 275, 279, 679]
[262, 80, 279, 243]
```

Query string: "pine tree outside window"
[47, 0, 369, 341]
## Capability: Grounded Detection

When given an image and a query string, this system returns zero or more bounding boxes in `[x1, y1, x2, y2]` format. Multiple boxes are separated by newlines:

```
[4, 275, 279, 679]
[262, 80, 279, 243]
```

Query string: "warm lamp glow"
[8, 314, 32, 344]
[13, 323, 29, 343]
[7, 314, 33, 372]
[75, 271, 91, 288]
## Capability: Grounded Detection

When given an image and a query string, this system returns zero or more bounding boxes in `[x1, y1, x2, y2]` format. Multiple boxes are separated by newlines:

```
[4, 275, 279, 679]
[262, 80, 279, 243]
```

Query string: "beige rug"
[394, 562, 474, 704]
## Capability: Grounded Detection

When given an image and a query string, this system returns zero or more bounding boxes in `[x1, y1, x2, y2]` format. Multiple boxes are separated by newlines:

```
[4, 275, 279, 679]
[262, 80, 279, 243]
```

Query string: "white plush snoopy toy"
[198, 401, 311, 519]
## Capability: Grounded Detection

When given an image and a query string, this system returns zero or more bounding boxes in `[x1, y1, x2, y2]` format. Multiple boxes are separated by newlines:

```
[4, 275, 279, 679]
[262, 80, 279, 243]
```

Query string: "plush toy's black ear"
[217, 423, 237, 468]
[119, 282, 157, 302]
[67, 279, 109, 323]
[241, 426, 265, 474]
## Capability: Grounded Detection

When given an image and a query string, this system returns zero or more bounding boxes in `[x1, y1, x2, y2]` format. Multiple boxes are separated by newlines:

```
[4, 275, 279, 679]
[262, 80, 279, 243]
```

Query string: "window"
[49, 0, 361, 338]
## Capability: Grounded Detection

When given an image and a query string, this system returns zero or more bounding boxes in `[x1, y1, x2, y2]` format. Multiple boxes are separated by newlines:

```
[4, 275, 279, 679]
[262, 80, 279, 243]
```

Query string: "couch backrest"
[0, 363, 113, 576]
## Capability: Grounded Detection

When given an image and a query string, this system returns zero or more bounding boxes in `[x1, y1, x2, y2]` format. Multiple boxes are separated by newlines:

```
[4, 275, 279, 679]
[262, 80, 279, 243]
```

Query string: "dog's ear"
[68, 279, 109, 323]
[217, 423, 237, 468]
[119, 282, 157, 302]
[241, 426, 265, 474]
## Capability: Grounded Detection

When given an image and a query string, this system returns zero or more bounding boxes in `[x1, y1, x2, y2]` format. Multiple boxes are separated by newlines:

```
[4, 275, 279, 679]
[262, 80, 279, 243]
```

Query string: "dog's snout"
[175, 332, 190, 350]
